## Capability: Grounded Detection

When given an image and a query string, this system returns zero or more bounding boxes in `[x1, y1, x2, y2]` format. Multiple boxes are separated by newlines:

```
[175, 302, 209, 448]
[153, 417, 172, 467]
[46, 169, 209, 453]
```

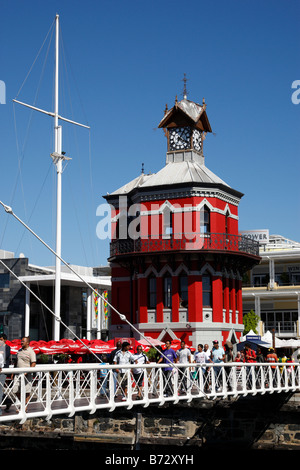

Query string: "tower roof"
[158, 97, 212, 133]
[106, 160, 243, 199]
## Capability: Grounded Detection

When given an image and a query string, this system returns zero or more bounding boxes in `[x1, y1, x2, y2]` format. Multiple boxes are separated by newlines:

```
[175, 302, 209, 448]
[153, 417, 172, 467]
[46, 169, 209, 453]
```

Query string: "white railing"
[0, 362, 299, 423]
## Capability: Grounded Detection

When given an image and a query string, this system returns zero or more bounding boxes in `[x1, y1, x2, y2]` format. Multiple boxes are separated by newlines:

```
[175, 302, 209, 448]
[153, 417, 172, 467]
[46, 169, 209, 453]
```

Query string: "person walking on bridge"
[158, 340, 177, 397]
[12, 337, 36, 410]
[211, 340, 225, 392]
[0, 334, 11, 414]
[176, 340, 191, 393]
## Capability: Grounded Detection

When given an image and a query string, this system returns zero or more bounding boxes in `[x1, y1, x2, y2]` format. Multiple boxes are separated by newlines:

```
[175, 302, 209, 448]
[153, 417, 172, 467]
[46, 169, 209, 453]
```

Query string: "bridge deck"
[0, 362, 299, 424]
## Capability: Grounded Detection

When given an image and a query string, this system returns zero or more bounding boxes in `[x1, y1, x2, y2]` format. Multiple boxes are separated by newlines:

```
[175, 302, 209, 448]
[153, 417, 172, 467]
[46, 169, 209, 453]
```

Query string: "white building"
[242, 232, 300, 339]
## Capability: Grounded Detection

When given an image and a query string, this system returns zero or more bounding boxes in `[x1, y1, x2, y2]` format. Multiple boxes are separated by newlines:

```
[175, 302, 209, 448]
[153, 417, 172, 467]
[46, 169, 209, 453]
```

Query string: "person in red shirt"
[266, 348, 278, 386]
[243, 343, 256, 363]
[243, 343, 256, 389]
[266, 348, 278, 368]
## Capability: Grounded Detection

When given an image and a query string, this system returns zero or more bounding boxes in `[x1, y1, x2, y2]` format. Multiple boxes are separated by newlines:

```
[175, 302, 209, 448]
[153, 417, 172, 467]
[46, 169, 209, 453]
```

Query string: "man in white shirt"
[176, 341, 191, 393]
[113, 342, 134, 400]
[194, 344, 209, 364]
[203, 344, 211, 361]
[12, 337, 36, 409]
[211, 340, 225, 391]
[194, 344, 211, 391]
[132, 345, 149, 399]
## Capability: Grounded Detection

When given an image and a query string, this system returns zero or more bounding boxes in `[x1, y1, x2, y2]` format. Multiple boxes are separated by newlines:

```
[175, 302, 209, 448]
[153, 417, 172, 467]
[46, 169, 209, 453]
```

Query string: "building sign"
[246, 335, 261, 341]
[239, 229, 269, 245]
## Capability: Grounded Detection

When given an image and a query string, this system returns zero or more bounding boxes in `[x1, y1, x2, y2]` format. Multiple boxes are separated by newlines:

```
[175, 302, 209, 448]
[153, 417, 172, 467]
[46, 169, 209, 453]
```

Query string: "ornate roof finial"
[141, 162, 144, 174]
[175, 95, 178, 106]
[182, 73, 188, 99]
[164, 103, 168, 115]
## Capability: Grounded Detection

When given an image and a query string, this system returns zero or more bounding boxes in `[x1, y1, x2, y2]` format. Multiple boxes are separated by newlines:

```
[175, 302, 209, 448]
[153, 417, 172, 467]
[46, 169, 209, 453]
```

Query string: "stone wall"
[0, 392, 299, 450]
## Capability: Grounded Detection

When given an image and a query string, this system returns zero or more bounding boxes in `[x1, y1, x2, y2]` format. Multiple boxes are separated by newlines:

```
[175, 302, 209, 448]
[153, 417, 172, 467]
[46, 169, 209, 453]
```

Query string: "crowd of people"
[0, 334, 298, 410]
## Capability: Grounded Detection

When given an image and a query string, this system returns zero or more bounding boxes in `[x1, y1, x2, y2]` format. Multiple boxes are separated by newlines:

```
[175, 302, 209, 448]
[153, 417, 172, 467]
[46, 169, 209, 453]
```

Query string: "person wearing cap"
[113, 342, 134, 400]
[157, 340, 177, 397]
[210, 340, 225, 391]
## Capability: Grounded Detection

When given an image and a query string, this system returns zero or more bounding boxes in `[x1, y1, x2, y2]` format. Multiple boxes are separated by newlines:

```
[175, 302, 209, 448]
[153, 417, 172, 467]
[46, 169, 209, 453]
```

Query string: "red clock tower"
[104, 92, 260, 347]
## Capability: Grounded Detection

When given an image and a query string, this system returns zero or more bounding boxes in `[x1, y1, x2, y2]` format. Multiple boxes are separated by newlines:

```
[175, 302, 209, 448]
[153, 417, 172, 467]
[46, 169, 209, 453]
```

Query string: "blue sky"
[0, 0, 299, 268]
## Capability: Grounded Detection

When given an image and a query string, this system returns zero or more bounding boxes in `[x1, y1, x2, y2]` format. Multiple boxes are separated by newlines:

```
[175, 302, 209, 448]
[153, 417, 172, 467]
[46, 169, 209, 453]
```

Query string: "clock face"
[193, 129, 202, 152]
[169, 127, 191, 150]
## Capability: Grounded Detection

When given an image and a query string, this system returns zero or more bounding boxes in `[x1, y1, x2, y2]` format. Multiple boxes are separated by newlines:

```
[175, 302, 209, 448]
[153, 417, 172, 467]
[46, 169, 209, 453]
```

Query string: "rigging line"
[0, 201, 208, 395]
[0, 258, 103, 363]
[65, 178, 89, 266]
[59, 25, 89, 126]
[60, 39, 96, 265]
[15, 18, 55, 99]
[14, 160, 53, 257]
[1, 25, 55, 249]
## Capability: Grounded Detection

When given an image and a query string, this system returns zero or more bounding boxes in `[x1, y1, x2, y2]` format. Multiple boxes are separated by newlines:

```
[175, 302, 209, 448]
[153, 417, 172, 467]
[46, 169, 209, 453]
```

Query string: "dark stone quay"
[0, 392, 299, 451]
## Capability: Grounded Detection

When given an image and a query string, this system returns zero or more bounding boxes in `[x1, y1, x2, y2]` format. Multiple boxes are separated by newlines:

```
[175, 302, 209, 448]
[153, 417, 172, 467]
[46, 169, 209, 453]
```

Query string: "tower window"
[148, 276, 157, 309]
[202, 274, 212, 307]
[179, 274, 188, 308]
[163, 207, 173, 236]
[225, 210, 230, 234]
[201, 206, 210, 234]
[163, 274, 172, 308]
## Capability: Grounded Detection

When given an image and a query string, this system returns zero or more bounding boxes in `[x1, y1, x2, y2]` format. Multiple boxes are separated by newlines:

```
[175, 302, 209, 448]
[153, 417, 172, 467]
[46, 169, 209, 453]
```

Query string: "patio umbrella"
[138, 337, 165, 346]
[38, 340, 70, 355]
[88, 342, 115, 355]
[29, 341, 42, 354]
[68, 339, 91, 354]
[6, 340, 21, 355]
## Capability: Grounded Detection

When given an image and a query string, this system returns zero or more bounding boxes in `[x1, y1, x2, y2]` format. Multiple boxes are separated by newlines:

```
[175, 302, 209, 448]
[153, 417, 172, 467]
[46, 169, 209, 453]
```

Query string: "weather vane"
[182, 73, 188, 99]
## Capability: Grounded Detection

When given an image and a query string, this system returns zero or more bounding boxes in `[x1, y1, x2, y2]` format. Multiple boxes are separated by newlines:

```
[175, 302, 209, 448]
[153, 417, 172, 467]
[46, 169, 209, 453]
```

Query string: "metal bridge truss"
[0, 362, 299, 424]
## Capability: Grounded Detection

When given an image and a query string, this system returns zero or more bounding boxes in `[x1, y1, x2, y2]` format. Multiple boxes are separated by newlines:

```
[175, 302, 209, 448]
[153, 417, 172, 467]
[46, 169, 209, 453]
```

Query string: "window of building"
[163, 274, 172, 308]
[0, 273, 9, 288]
[225, 210, 229, 234]
[163, 207, 173, 236]
[148, 276, 157, 309]
[179, 274, 188, 308]
[261, 310, 298, 333]
[200, 206, 210, 234]
[202, 274, 212, 307]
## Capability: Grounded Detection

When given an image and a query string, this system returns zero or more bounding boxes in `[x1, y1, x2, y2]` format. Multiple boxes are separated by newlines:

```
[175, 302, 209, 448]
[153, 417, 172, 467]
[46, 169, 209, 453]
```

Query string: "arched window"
[201, 206, 210, 234]
[179, 273, 188, 308]
[163, 207, 173, 237]
[225, 210, 230, 235]
[163, 274, 172, 308]
[202, 274, 212, 307]
[148, 275, 157, 309]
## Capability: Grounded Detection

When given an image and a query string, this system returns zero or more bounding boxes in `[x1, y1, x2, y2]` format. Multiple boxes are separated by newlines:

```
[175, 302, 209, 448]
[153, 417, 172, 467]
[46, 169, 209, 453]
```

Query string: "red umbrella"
[88, 343, 115, 354]
[29, 341, 42, 354]
[68, 339, 90, 354]
[39, 340, 70, 355]
[6, 340, 21, 355]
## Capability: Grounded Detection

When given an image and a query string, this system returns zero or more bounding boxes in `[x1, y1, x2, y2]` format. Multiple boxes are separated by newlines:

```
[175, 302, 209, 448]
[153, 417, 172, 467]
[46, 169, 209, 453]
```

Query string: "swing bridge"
[0, 359, 299, 424]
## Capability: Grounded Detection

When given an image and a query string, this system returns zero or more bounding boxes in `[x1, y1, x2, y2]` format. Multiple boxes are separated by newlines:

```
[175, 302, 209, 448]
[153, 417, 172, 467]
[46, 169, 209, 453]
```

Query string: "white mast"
[53, 13, 62, 341]
[13, 14, 90, 341]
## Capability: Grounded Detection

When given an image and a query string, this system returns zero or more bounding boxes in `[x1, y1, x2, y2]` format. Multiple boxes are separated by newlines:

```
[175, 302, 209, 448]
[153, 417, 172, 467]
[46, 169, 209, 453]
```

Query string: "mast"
[13, 14, 90, 341]
[53, 13, 62, 341]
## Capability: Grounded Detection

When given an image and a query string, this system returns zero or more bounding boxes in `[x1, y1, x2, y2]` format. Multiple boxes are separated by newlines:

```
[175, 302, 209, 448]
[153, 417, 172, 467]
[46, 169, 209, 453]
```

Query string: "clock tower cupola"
[158, 82, 212, 165]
